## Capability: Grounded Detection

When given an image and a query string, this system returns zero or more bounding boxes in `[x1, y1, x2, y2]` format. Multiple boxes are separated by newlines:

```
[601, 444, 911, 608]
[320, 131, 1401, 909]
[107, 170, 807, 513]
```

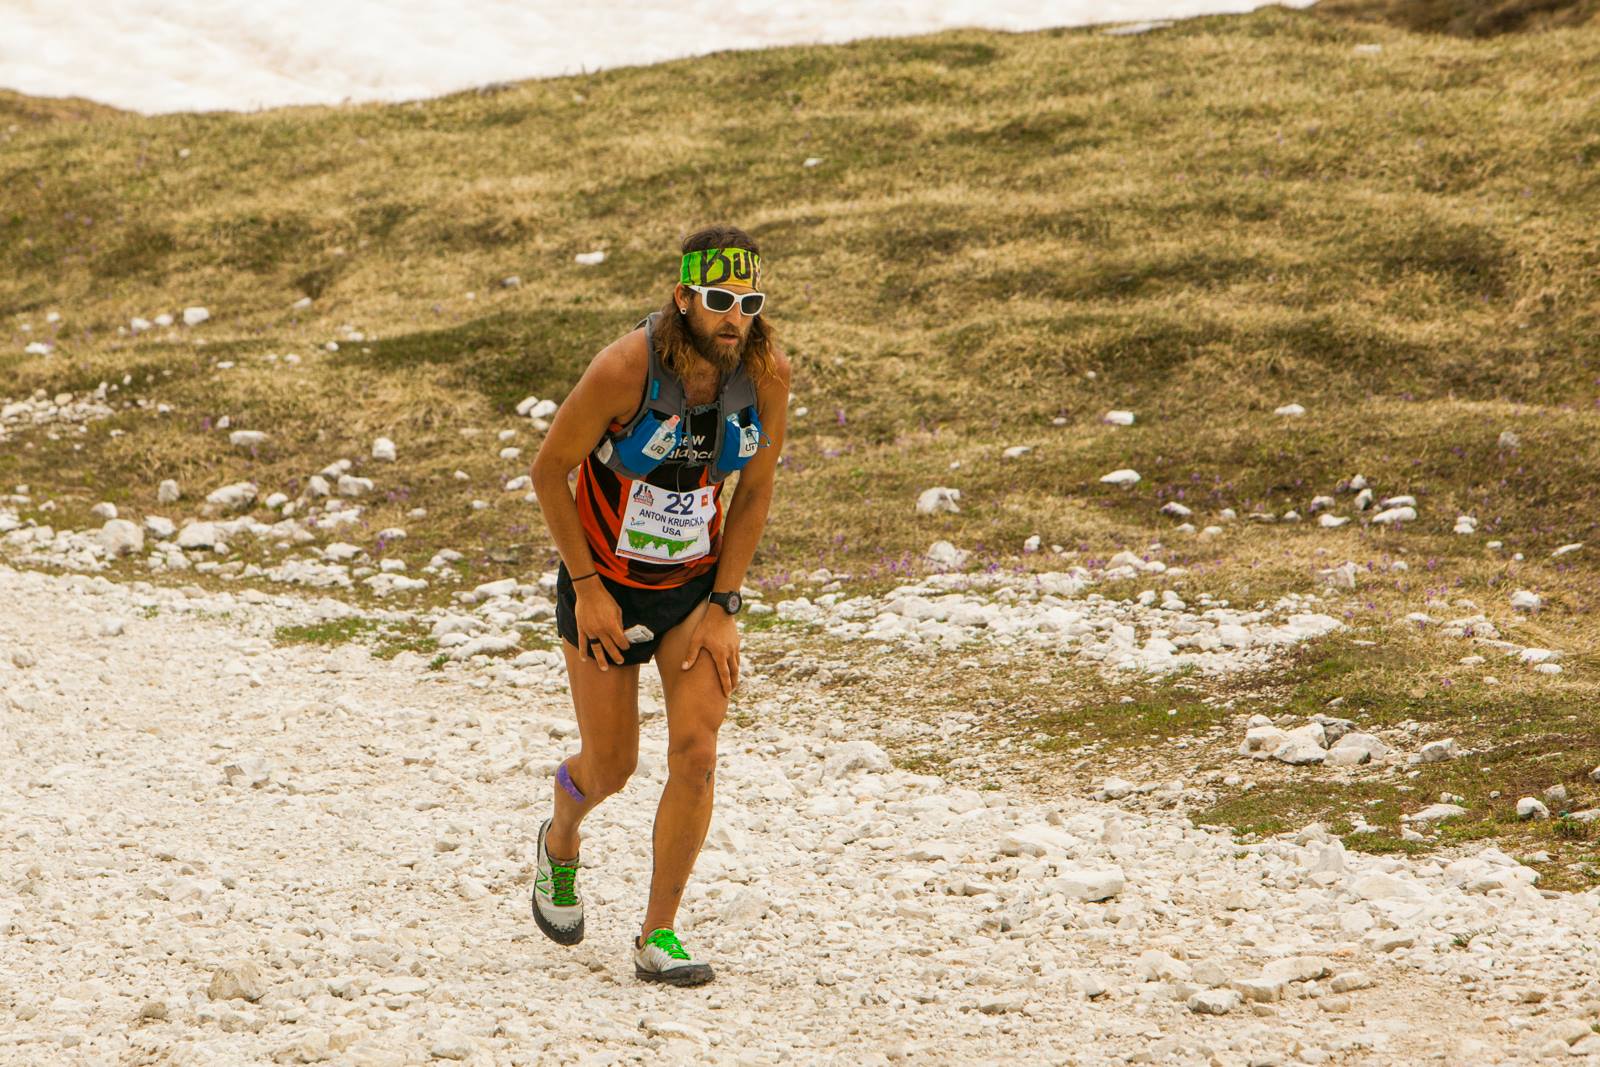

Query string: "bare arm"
[712, 350, 793, 594]
[679, 350, 792, 695]
[530, 332, 646, 664]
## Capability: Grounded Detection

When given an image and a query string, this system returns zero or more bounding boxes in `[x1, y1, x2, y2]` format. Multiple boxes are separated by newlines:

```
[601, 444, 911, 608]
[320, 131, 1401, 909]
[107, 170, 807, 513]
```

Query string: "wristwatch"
[709, 590, 743, 615]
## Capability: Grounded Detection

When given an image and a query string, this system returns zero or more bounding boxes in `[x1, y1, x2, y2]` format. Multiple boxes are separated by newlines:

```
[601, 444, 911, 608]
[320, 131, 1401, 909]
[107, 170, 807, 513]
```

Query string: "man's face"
[677, 283, 756, 372]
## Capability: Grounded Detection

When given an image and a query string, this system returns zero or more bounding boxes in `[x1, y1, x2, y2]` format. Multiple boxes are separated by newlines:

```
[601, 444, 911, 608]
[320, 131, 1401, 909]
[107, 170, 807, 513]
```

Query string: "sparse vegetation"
[3, 5, 1597, 866]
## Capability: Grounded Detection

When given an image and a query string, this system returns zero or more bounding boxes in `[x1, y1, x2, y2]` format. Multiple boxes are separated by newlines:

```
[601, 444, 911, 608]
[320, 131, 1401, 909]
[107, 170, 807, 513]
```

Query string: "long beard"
[687, 319, 746, 374]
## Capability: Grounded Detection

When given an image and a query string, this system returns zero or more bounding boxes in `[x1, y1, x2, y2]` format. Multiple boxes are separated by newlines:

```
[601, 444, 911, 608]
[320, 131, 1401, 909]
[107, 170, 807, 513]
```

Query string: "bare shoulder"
[579, 327, 649, 420]
[762, 345, 793, 392]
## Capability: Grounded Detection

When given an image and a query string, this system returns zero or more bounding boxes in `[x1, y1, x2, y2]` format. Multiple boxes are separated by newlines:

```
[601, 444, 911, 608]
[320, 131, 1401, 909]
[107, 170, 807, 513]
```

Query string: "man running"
[528, 226, 790, 986]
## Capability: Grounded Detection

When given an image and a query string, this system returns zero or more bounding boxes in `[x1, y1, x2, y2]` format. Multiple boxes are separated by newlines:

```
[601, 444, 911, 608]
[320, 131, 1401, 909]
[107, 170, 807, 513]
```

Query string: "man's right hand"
[574, 581, 630, 668]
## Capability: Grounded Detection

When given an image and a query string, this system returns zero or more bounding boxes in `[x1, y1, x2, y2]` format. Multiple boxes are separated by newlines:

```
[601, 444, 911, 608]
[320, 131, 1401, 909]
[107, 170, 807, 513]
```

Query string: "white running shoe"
[532, 818, 584, 946]
[633, 928, 714, 987]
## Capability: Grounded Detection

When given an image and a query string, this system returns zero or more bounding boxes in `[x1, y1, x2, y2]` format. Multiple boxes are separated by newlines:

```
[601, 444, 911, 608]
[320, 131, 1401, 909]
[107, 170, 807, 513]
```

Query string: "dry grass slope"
[2, 5, 1598, 876]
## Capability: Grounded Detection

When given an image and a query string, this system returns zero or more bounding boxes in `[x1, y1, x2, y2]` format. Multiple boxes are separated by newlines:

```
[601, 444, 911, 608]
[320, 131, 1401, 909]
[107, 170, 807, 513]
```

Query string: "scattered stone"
[1100, 469, 1140, 487]
[1096, 776, 1137, 799]
[1517, 798, 1550, 820]
[430, 1034, 474, 1060]
[1049, 866, 1124, 902]
[1188, 988, 1241, 1015]
[229, 430, 268, 449]
[177, 522, 220, 550]
[183, 306, 211, 326]
[205, 482, 258, 512]
[1273, 403, 1306, 417]
[1103, 410, 1135, 426]
[916, 487, 960, 515]
[1510, 590, 1541, 612]
[372, 438, 396, 462]
[1419, 738, 1461, 763]
[1370, 505, 1416, 525]
[207, 962, 266, 1002]
[1272, 724, 1327, 765]
[926, 540, 970, 570]
[97, 519, 145, 558]
[1402, 803, 1468, 825]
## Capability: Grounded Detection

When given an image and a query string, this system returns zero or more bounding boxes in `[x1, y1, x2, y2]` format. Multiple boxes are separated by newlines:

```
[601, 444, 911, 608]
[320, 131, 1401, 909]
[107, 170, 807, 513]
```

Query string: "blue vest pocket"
[611, 411, 682, 477]
[718, 407, 764, 474]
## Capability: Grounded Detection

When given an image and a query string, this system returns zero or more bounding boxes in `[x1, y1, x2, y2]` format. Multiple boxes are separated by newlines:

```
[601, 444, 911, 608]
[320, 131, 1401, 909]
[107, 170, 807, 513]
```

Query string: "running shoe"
[633, 928, 715, 986]
[532, 817, 584, 945]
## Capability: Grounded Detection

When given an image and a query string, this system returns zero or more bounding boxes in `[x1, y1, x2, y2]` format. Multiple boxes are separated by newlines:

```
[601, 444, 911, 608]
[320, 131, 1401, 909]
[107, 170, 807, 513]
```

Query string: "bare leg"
[546, 641, 641, 861]
[642, 600, 728, 938]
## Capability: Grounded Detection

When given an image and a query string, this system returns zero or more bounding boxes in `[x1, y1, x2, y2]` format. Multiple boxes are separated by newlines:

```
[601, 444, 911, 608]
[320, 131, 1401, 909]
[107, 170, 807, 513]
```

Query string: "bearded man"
[528, 225, 790, 985]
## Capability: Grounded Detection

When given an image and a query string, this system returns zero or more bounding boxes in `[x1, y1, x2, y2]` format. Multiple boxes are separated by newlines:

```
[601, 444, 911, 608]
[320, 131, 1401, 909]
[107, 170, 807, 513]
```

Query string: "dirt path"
[1, 566, 1589, 1065]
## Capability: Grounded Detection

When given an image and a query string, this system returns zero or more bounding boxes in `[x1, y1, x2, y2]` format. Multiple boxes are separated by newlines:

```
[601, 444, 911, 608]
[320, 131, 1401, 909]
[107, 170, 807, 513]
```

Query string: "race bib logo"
[632, 483, 655, 507]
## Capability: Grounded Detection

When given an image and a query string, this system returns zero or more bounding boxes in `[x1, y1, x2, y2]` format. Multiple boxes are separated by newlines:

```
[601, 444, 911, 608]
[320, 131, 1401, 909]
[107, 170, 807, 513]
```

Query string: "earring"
[678, 306, 686, 314]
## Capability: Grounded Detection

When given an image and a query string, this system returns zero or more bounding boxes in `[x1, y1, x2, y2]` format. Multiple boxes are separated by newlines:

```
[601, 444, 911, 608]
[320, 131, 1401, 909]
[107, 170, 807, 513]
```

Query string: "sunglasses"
[688, 285, 765, 316]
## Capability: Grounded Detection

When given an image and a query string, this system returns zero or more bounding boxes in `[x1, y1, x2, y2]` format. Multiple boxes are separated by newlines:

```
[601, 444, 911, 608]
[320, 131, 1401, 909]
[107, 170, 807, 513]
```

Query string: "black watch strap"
[709, 590, 743, 614]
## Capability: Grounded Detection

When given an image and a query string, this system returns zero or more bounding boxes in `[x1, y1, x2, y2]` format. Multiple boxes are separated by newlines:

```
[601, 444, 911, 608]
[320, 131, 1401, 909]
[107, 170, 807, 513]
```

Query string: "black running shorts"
[554, 562, 716, 666]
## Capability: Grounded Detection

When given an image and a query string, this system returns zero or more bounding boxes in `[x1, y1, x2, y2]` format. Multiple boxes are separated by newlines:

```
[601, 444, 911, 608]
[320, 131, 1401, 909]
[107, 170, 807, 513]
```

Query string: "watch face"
[725, 592, 742, 614]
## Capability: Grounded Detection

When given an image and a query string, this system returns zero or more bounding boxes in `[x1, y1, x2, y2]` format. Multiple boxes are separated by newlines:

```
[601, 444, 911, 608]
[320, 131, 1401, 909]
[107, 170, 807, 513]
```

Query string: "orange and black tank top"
[575, 400, 726, 589]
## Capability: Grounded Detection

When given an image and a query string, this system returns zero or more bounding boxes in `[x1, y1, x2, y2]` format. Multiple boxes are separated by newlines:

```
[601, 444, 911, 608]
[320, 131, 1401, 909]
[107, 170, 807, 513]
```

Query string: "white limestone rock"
[1517, 797, 1550, 820]
[177, 522, 220, 550]
[207, 962, 265, 1002]
[1100, 469, 1140, 486]
[336, 475, 373, 498]
[1402, 803, 1468, 825]
[1510, 590, 1541, 612]
[1272, 724, 1327, 765]
[1188, 988, 1241, 1015]
[1418, 737, 1461, 763]
[229, 430, 267, 449]
[926, 540, 970, 571]
[205, 482, 257, 512]
[916, 487, 961, 515]
[1049, 866, 1124, 902]
[96, 519, 144, 558]
[1103, 410, 1135, 426]
[1371, 505, 1416, 525]
[1239, 725, 1289, 760]
[182, 306, 211, 326]
[371, 437, 396, 462]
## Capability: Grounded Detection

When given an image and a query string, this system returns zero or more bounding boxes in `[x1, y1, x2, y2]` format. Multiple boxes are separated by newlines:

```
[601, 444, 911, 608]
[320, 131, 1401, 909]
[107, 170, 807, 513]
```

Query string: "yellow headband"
[680, 248, 761, 288]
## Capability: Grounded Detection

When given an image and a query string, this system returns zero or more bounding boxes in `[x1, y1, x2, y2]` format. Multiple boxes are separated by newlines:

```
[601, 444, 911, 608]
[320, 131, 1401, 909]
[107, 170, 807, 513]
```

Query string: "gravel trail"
[2, 566, 1595, 1065]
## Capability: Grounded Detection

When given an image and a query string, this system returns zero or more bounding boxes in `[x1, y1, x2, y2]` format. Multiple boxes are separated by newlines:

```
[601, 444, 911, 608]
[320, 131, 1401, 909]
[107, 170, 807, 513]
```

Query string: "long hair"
[652, 225, 780, 385]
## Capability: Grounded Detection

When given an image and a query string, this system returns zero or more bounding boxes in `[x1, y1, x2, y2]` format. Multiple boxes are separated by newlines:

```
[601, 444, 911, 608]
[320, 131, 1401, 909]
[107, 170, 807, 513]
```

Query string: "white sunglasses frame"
[687, 284, 765, 317]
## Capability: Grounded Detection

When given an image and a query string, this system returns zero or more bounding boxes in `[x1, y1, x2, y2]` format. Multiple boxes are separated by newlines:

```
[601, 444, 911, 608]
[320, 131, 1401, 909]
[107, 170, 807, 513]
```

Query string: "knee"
[578, 749, 637, 798]
[667, 737, 718, 788]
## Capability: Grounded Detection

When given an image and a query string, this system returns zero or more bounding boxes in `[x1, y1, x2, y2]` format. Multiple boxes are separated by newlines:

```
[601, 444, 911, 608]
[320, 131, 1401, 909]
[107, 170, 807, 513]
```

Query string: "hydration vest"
[591, 312, 767, 483]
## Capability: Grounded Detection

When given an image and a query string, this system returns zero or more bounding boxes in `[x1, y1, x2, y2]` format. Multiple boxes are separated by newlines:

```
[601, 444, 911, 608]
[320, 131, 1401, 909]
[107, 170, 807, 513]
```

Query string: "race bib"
[615, 480, 715, 564]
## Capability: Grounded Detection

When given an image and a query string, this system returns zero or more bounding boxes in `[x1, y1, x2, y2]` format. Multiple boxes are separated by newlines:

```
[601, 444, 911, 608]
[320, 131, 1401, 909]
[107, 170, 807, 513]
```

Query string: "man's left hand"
[681, 608, 740, 696]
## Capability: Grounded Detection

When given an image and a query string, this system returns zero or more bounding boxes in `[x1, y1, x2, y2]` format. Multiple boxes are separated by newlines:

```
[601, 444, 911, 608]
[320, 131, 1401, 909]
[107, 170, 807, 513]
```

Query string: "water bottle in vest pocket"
[717, 407, 764, 474]
[605, 412, 682, 477]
